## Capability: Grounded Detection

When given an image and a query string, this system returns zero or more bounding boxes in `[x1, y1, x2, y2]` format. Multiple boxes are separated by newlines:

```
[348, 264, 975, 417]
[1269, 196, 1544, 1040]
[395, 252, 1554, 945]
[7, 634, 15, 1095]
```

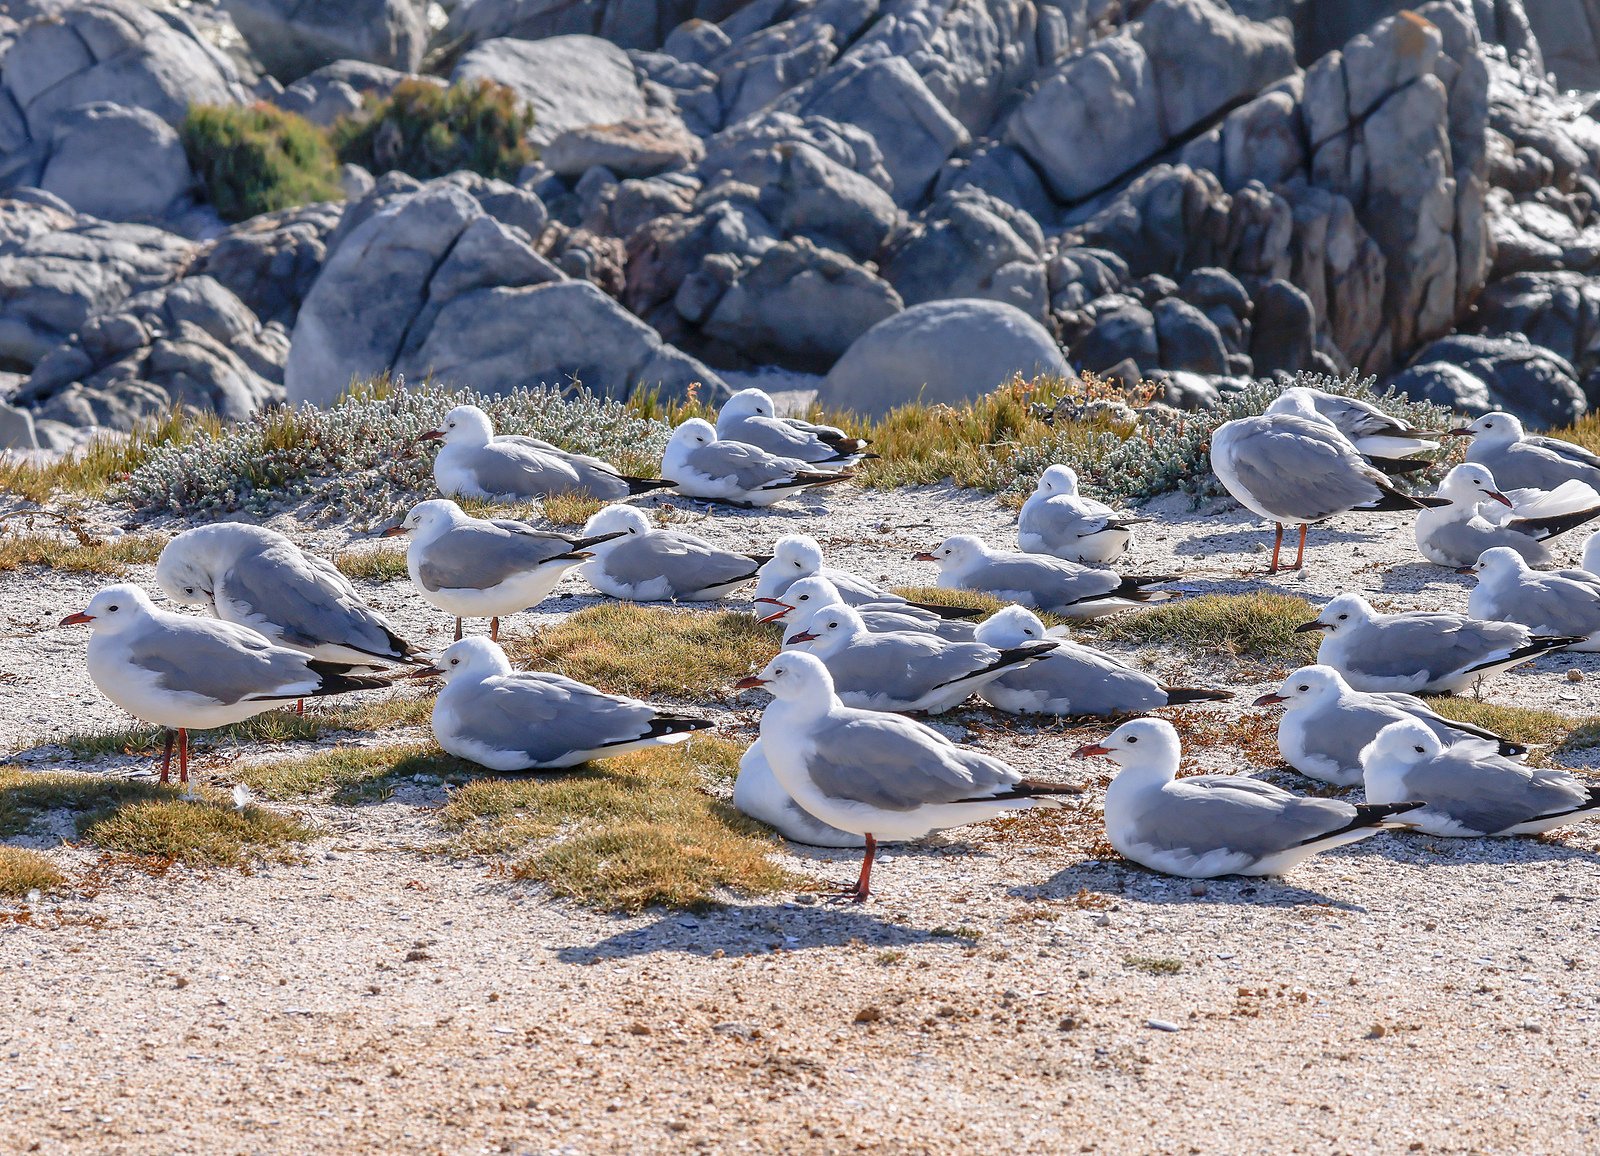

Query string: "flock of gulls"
[51, 385, 1600, 901]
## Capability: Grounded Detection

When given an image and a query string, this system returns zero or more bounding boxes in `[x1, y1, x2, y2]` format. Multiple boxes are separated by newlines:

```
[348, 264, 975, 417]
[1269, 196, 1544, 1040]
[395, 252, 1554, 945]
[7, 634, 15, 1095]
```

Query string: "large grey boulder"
[221, 0, 427, 80]
[819, 299, 1069, 416]
[445, 0, 743, 52]
[272, 60, 430, 126]
[194, 201, 343, 327]
[1521, 0, 1600, 90]
[1403, 333, 1587, 425]
[768, 143, 899, 264]
[453, 36, 647, 147]
[880, 188, 1047, 319]
[542, 114, 705, 178]
[38, 102, 193, 222]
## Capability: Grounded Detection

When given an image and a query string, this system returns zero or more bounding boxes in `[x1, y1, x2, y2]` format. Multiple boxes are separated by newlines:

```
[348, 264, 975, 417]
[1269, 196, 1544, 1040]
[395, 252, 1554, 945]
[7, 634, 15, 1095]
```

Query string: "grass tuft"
[80, 795, 314, 868]
[334, 548, 409, 583]
[1425, 700, 1600, 765]
[507, 605, 780, 699]
[182, 102, 343, 222]
[1091, 593, 1321, 671]
[0, 531, 164, 577]
[236, 743, 476, 803]
[333, 78, 534, 184]
[0, 846, 67, 897]
[0, 409, 220, 503]
[541, 491, 607, 527]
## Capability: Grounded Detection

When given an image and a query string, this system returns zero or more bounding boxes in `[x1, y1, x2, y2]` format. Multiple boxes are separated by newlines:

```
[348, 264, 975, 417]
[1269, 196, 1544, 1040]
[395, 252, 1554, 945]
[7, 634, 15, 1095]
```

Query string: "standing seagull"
[1210, 393, 1447, 574]
[1461, 547, 1600, 650]
[914, 534, 1177, 619]
[734, 652, 1079, 901]
[1448, 411, 1600, 492]
[1254, 664, 1526, 787]
[384, 499, 622, 641]
[415, 404, 670, 501]
[1413, 463, 1600, 568]
[60, 585, 390, 789]
[1266, 386, 1441, 474]
[1295, 593, 1579, 693]
[662, 419, 854, 507]
[1362, 719, 1600, 837]
[1017, 465, 1151, 564]
[416, 637, 711, 769]
[716, 388, 870, 469]
[576, 504, 768, 602]
[156, 523, 422, 668]
[1075, 718, 1420, 878]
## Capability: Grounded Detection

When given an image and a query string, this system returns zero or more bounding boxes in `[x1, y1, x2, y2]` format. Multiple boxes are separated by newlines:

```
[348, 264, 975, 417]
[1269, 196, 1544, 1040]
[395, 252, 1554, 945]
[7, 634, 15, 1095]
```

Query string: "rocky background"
[3, 0, 1600, 453]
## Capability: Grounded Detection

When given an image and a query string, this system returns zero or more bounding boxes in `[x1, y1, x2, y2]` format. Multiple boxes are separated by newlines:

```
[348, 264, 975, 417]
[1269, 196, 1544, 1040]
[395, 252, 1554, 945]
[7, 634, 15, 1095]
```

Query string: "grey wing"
[608, 533, 759, 594]
[418, 523, 576, 592]
[471, 443, 583, 497]
[1006, 644, 1165, 714]
[1311, 392, 1412, 438]
[973, 557, 1117, 604]
[825, 635, 994, 700]
[1019, 502, 1095, 552]
[458, 674, 658, 762]
[1147, 777, 1359, 857]
[822, 568, 898, 604]
[128, 619, 317, 704]
[805, 713, 1020, 810]
[1424, 518, 1547, 568]
[1410, 751, 1590, 832]
[720, 413, 819, 459]
[1222, 417, 1386, 520]
[220, 546, 405, 659]
[1527, 435, 1600, 471]
[1503, 575, 1600, 635]
[1364, 614, 1526, 679]
[689, 441, 803, 490]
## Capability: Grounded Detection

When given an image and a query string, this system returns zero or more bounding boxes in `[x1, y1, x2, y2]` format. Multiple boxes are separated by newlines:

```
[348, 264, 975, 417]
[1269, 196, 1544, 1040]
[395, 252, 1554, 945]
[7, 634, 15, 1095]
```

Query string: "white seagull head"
[581, 503, 650, 541]
[1361, 717, 1443, 773]
[60, 583, 155, 634]
[1258, 664, 1349, 711]
[1072, 717, 1181, 776]
[1036, 464, 1080, 496]
[720, 388, 775, 421]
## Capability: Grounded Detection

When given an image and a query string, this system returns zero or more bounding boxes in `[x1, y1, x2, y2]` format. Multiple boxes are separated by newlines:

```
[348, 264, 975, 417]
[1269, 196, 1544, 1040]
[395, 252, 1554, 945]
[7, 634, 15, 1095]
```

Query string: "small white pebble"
[1146, 1019, 1182, 1032]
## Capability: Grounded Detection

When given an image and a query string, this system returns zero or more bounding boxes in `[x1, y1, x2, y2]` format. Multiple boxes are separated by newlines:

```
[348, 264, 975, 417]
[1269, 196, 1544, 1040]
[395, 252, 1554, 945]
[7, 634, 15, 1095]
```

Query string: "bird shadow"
[1171, 524, 1381, 559]
[647, 495, 825, 522]
[1368, 561, 1469, 593]
[1009, 856, 1366, 911]
[1365, 831, 1600, 869]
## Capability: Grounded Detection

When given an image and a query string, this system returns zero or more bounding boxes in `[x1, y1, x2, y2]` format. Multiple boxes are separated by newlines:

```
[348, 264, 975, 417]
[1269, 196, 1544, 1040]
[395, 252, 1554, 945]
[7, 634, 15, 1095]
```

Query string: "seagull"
[1413, 463, 1600, 567]
[732, 738, 869, 848]
[753, 575, 977, 641]
[60, 584, 390, 789]
[1446, 410, 1600, 492]
[383, 499, 622, 641]
[913, 534, 1177, 619]
[973, 605, 1230, 717]
[576, 504, 768, 602]
[1253, 664, 1528, 787]
[1266, 386, 1441, 474]
[783, 603, 1056, 714]
[1295, 592, 1579, 693]
[1017, 465, 1151, 564]
[1075, 717, 1420, 878]
[752, 535, 981, 619]
[733, 651, 1079, 901]
[715, 388, 870, 470]
[156, 522, 423, 669]
[1362, 719, 1600, 837]
[414, 404, 670, 501]
[1460, 547, 1600, 650]
[1210, 392, 1448, 573]
[413, 637, 712, 770]
[661, 418, 854, 507]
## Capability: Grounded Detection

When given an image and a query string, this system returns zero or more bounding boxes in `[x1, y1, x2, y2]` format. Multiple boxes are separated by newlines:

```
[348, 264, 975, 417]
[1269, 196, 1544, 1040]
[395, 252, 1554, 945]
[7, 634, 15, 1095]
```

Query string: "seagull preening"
[385, 499, 620, 640]
[662, 419, 854, 507]
[416, 404, 670, 501]
[1295, 592, 1579, 694]
[1017, 465, 1150, 564]
[1362, 719, 1600, 837]
[416, 637, 712, 770]
[734, 652, 1079, 901]
[577, 504, 767, 602]
[1076, 718, 1420, 878]
[1460, 547, 1600, 649]
[1210, 391, 1447, 573]
[61, 584, 390, 788]
[1413, 463, 1600, 568]
[1254, 664, 1526, 787]
[716, 388, 870, 470]
[1267, 386, 1441, 475]
[914, 534, 1177, 618]
[1448, 410, 1600, 492]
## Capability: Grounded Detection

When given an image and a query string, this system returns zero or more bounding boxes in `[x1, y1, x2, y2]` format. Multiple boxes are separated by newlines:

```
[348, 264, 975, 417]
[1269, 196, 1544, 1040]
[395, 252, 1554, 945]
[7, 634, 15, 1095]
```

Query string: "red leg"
[296, 698, 304, 717]
[1266, 523, 1284, 574]
[1292, 524, 1307, 571]
[159, 729, 174, 785]
[852, 834, 876, 902]
[454, 618, 463, 642]
[178, 728, 189, 786]
[490, 616, 499, 642]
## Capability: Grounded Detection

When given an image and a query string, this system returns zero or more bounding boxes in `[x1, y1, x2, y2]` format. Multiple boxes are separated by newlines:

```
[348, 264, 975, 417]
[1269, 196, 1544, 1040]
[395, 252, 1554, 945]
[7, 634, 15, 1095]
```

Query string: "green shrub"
[334, 79, 535, 183]
[181, 103, 344, 222]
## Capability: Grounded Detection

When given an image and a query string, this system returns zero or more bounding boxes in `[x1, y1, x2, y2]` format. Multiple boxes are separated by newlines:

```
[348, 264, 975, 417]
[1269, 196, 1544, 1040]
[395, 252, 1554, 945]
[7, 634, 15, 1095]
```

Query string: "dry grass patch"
[0, 846, 67, 897]
[0, 766, 167, 837]
[1090, 593, 1321, 673]
[80, 793, 313, 868]
[0, 530, 164, 576]
[236, 742, 476, 803]
[1425, 700, 1600, 765]
[541, 491, 607, 527]
[441, 737, 796, 912]
[0, 409, 219, 503]
[507, 604, 780, 698]
[334, 547, 409, 583]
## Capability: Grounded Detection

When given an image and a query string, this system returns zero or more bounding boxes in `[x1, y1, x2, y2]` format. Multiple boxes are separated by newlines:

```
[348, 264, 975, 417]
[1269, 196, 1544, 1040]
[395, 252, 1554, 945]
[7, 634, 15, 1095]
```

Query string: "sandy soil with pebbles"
[5, 483, 1600, 1154]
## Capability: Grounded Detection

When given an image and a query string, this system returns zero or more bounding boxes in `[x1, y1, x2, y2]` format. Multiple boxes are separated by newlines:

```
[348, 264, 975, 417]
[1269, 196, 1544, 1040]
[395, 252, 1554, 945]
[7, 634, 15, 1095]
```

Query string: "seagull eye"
[1127, 736, 1138, 744]
[1413, 744, 1424, 753]
[1024, 627, 1035, 636]
[185, 587, 195, 595]
[107, 605, 118, 612]
[1297, 684, 1309, 692]
[1337, 614, 1348, 621]
[798, 594, 809, 603]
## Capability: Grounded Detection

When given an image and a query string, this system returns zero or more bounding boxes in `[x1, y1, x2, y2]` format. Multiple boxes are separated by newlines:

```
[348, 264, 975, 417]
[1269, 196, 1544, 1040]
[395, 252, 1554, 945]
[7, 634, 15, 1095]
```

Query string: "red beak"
[732, 675, 767, 691]
[753, 597, 793, 624]
[786, 630, 818, 644]
[911, 551, 938, 562]
[1486, 490, 1514, 508]
[1440, 428, 1474, 438]
[411, 430, 444, 446]
[58, 611, 93, 626]
[1455, 565, 1479, 576]
[1072, 742, 1111, 758]
[1252, 692, 1287, 706]
[380, 525, 409, 538]
[406, 665, 443, 679]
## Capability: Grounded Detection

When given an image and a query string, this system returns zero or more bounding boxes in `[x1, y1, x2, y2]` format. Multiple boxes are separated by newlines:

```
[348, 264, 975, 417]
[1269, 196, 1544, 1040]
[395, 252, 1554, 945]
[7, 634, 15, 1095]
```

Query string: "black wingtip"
[1161, 686, 1233, 704]
[992, 641, 1059, 670]
[1366, 482, 1451, 511]
[307, 660, 394, 696]
[907, 601, 985, 620]
[645, 716, 715, 738]
[571, 530, 629, 550]
[623, 476, 674, 495]
[1506, 504, 1600, 540]
[1368, 456, 1433, 476]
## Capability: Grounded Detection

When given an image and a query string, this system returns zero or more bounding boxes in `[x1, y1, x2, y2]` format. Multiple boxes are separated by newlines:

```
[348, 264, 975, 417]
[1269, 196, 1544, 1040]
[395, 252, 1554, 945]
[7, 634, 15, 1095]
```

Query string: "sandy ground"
[5, 483, 1600, 1154]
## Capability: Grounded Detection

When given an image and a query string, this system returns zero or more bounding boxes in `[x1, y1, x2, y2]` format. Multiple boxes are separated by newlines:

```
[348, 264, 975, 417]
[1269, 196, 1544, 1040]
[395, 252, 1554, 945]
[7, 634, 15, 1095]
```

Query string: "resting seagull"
[1075, 717, 1420, 878]
[734, 652, 1079, 901]
[384, 499, 622, 641]
[662, 419, 854, 507]
[1210, 392, 1446, 573]
[1254, 664, 1526, 787]
[1460, 547, 1600, 650]
[577, 504, 767, 602]
[732, 739, 869, 848]
[1266, 386, 1441, 474]
[752, 535, 981, 620]
[1017, 465, 1151, 564]
[61, 584, 390, 789]
[914, 534, 1177, 619]
[415, 404, 670, 501]
[415, 637, 711, 770]
[1447, 410, 1600, 492]
[1413, 463, 1600, 568]
[716, 388, 870, 469]
[1362, 719, 1600, 837]
[754, 575, 976, 641]
[1295, 592, 1579, 694]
